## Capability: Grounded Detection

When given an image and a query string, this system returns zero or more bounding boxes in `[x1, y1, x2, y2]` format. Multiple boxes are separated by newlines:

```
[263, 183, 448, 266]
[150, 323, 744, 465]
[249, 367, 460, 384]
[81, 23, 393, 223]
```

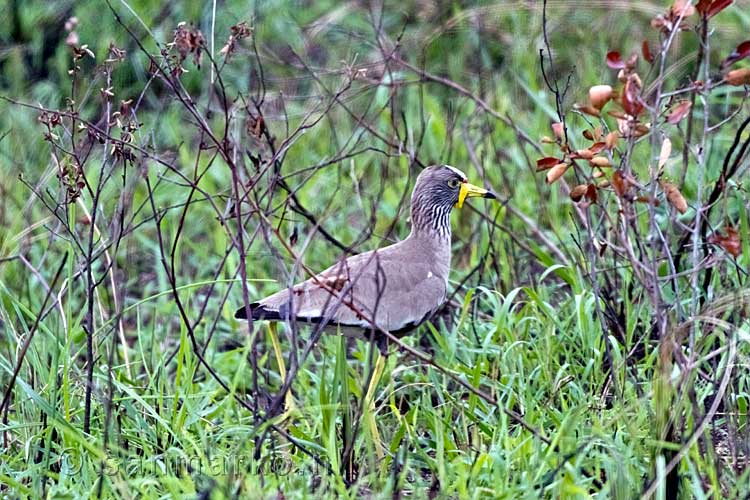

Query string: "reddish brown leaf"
[546, 163, 568, 184]
[589, 142, 606, 154]
[667, 100, 692, 124]
[695, 0, 712, 15]
[735, 40, 750, 58]
[247, 115, 265, 138]
[708, 226, 742, 257]
[586, 184, 598, 203]
[622, 74, 644, 117]
[635, 196, 661, 207]
[570, 184, 598, 204]
[696, 0, 733, 18]
[612, 170, 628, 197]
[606, 51, 625, 69]
[722, 40, 750, 69]
[570, 184, 589, 202]
[726, 68, 750, 86]
[661, 181, 688, 213]
[642, 40, 655, 64]
[582, 129, 594, 141]
[536, 157, 562, 171]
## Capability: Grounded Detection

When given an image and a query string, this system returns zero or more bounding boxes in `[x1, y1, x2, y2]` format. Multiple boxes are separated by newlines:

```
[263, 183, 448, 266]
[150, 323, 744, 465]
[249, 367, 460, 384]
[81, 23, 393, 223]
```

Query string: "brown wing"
[235, 248, 446, 332]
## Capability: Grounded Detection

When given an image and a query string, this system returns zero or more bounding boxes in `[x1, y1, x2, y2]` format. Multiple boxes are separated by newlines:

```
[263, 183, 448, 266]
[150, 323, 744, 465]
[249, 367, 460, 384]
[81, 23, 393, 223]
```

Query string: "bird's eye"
[447, 179, 461, 189]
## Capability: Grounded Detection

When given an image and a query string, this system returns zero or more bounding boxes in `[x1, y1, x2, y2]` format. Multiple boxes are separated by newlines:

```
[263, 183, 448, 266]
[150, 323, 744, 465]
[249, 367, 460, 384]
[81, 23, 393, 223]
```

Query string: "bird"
[234, 164, 497, 347]
[234, 164, 497, 421]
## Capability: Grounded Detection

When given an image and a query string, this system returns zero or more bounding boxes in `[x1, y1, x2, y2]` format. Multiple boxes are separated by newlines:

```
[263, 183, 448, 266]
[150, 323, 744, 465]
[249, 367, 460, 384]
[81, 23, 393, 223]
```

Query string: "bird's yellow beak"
[456, 181, 497, 208]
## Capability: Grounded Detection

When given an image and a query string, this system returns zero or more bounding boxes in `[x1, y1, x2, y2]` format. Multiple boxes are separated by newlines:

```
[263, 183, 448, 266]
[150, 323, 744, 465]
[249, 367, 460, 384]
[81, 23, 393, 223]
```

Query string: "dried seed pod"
[546, 163, 568, 184]
[570, 184, 589, 202]
[727, 68, 750, 86]
[575, 149, 594, 160]
[590, 156, 611, 168]
[661, 181, 688, 213]
[589, 85, 613, 110]
[605, 131, 620, 149]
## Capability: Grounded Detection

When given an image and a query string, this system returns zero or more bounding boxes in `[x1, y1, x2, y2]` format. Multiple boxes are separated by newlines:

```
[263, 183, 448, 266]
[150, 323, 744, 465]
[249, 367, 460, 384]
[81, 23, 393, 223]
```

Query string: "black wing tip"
[235, 303, 302, 322]
[234, 302, 265, 320]
[234, 306, 248, 319]
[234, 303, 355, 328]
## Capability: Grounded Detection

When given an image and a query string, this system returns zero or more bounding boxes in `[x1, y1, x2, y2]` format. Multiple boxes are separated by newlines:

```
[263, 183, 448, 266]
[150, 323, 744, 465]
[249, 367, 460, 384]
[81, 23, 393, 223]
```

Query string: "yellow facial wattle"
[456, 181, 493, 208]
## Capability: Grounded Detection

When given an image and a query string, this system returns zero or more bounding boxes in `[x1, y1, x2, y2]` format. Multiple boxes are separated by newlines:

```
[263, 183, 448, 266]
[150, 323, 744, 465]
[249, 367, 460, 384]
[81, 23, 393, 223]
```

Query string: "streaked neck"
[409, 195, 453, 241]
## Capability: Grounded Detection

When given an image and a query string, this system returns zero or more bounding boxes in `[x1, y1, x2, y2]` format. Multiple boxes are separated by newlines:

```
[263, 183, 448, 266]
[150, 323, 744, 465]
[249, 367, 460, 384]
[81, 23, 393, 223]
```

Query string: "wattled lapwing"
[235, 165, 497, 418]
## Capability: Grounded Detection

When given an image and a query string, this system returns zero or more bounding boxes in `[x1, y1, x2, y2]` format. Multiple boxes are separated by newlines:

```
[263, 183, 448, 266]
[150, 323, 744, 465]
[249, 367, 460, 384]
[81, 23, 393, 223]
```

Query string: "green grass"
[2, 0, 750, 498]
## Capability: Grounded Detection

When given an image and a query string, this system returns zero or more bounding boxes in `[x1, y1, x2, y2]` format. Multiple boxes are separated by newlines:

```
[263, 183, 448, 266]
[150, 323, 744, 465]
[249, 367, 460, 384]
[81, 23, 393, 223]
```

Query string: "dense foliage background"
[1, 0, 749, 498]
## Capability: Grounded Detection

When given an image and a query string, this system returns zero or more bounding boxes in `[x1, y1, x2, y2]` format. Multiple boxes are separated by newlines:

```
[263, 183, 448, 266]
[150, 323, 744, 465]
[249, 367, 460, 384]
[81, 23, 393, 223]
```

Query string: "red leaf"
[536, 157, 562, 171]
[642, 40, 654, 64]
[635, 196, 661, 207]
[708, 0, 733, 17]
[667, 101, 692, 124]
[606, 51, 625, 69]
[736, 40, 750, 59]
[586, 183, 598, 203]
[696, 0, 733, 18]
[621, 75, 643, 117]
[612, 170, 628, 197]
[721, 40, 750, 69]
[708, 226, 742, 257]
[589, 142, 606, 154]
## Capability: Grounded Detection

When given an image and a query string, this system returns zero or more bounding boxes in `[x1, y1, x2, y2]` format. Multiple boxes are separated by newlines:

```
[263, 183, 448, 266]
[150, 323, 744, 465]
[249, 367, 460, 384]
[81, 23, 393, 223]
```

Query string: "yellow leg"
[267, 322, 297, 418]
[364, 352, 386, 459]
[365, 353, 386, 403]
